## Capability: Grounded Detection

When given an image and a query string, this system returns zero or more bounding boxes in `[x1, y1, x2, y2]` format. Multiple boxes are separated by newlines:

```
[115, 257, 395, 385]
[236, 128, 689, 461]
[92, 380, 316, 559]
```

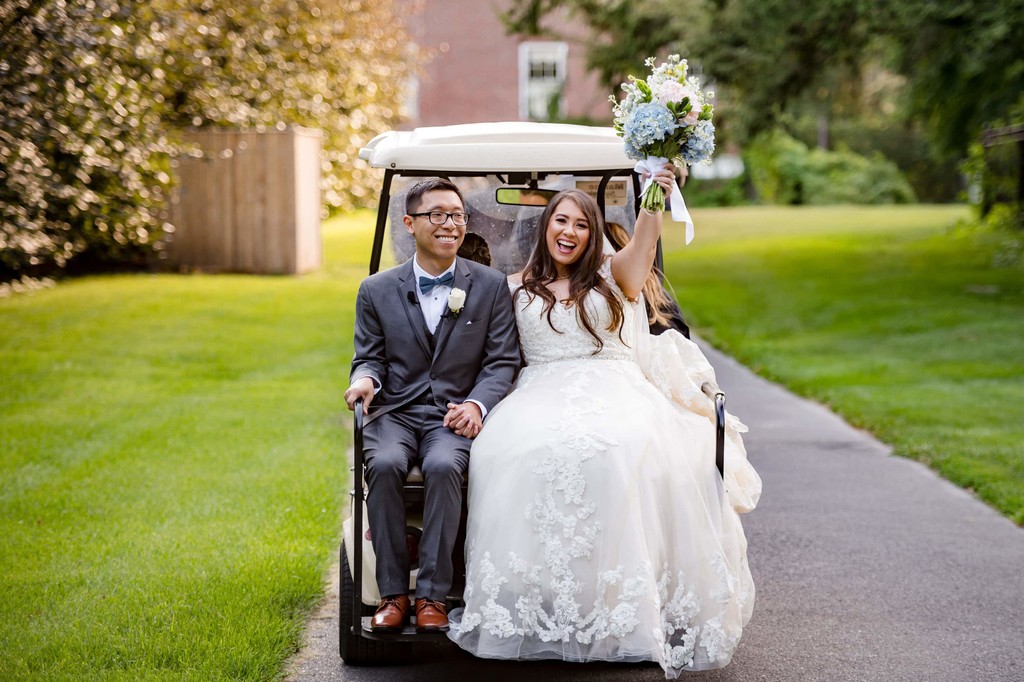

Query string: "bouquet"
[611, 55, 715, 243]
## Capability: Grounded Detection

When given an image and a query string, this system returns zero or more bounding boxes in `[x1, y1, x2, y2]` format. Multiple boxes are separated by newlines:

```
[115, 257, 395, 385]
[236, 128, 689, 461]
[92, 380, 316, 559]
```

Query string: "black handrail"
[700, 382, 726, 478]
[351, 397, 365, 635]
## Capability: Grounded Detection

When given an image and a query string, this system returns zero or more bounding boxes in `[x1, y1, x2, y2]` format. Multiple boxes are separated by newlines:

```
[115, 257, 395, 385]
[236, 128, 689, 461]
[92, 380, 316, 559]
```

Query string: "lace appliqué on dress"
[460, 361, 641, 646]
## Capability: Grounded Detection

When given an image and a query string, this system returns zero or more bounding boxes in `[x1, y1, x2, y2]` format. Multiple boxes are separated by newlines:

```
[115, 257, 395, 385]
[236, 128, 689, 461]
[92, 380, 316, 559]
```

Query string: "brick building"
[398, 0, 612, 128]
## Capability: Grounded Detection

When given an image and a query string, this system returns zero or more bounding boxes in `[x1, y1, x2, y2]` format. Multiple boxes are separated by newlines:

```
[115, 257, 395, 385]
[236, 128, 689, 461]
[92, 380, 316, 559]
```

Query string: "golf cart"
[338, 122, 727, 665]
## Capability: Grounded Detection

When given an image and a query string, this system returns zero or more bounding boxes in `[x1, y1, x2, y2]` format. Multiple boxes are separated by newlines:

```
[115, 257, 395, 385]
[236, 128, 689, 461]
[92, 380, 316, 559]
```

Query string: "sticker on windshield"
[575, 180, 628, 206]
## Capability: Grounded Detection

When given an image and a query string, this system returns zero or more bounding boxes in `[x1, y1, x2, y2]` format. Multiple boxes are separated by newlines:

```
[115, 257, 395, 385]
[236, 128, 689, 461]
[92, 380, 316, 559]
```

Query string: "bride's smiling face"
[544, 198, 591, 275]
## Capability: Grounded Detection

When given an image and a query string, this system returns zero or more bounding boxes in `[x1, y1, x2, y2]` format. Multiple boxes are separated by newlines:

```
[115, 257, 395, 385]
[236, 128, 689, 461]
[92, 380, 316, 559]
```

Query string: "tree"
[504, 0, 1024, 158]
[697, 0, 874, 142]
[887, 0, 1024, 157]
[700, 0, 1024, 157]
[502, 0, 707, 93]
[1, 0, 170, 278]
[0, 0, 409, 281]
[150, 0, 409, 209]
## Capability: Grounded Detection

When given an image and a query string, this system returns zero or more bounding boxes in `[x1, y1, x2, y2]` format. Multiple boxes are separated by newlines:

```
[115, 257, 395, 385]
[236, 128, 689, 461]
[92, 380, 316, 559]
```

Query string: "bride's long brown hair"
[517, 190, 624, 352]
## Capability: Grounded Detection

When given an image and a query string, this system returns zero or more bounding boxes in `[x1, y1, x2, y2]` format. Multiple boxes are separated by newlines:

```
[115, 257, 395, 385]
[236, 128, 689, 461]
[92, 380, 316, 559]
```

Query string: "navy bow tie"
[418, 271, 455, 294]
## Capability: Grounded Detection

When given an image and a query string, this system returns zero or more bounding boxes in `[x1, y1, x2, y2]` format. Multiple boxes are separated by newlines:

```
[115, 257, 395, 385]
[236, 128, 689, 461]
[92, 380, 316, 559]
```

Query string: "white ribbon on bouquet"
[634, 156, 694, 245]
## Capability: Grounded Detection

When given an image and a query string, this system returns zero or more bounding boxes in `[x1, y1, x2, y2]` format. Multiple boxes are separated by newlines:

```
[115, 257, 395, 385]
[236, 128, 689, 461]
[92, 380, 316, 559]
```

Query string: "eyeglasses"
[409, 211, 469, 226]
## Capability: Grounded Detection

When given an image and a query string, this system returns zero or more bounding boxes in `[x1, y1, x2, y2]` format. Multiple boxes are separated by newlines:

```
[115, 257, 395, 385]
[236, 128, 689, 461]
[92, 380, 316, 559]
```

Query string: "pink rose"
[654, 80, 696, 106]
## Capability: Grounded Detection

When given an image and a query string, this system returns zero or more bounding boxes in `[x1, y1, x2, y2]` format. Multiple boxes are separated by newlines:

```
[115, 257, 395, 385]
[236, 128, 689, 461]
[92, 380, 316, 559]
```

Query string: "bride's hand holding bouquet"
[611, 55, 715, 244]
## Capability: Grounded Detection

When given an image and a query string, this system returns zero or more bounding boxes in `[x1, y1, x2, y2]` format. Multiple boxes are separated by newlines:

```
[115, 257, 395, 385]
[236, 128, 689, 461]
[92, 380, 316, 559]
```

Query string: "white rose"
[448, 287, 466, 314]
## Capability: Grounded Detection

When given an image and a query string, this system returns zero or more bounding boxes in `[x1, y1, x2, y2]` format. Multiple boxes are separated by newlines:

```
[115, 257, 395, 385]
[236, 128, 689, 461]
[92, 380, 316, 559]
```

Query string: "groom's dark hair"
[405, 177, 465, 214]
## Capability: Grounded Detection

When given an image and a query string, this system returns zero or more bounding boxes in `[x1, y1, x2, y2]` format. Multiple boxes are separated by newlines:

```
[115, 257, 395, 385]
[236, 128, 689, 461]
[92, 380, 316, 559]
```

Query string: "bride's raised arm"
[609, 164, 677, 300]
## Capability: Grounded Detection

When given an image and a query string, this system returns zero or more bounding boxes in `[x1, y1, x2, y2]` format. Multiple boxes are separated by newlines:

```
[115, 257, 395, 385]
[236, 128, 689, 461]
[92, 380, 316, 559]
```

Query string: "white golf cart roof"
[359, 121, 632, 172]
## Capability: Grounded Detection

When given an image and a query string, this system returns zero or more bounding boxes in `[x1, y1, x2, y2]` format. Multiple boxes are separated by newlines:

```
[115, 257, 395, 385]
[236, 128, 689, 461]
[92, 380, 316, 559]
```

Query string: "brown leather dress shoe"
[371, 594, 410, 631]
[414, 598, 449, 632]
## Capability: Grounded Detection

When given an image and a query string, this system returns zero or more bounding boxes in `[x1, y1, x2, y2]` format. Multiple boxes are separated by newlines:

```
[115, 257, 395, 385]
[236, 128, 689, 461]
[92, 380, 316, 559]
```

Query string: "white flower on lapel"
[447, 287, 467, 318]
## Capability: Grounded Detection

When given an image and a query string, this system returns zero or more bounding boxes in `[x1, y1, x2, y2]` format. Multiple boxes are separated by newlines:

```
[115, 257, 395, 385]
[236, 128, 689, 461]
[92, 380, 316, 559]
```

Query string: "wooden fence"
[169, 127, 322, 274]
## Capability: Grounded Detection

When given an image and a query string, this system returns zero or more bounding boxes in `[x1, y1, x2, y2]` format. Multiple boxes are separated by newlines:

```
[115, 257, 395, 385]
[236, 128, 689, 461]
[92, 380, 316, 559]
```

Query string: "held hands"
[444, 401, 482, 439]
[343, 379, 483, 438]
[344, 377, 375, 413]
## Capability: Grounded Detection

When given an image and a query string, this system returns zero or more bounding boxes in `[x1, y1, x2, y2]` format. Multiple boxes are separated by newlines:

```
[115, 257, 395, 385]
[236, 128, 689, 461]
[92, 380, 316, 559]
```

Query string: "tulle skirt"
[448, 346, 761, 676]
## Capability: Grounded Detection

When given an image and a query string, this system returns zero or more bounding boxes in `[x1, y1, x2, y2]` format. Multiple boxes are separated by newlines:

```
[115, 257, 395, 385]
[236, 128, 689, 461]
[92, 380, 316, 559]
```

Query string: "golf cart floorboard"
[359, 617, 450, 640]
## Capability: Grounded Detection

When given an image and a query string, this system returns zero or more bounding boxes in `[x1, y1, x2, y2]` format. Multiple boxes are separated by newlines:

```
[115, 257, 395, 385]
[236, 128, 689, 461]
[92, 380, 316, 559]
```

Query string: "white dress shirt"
[411, 257, 487, 419]
[412, 257, 455, 334]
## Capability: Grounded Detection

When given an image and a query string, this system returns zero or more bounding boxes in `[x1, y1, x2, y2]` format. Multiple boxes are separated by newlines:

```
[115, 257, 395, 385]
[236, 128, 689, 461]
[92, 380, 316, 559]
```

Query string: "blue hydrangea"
[681, 119, 716, 164]
[623, 137, 644, 162]
[622, 102, 677, 160]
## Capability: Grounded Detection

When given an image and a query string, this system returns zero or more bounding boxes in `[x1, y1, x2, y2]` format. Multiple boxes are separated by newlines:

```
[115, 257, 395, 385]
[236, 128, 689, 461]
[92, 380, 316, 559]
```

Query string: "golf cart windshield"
[359, 122, 642, 276]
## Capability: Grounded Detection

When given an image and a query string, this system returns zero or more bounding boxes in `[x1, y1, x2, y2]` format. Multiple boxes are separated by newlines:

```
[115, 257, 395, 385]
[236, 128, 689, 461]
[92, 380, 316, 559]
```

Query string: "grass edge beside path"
[662, 205, 1024, 525]
[0, 214, 382, 680]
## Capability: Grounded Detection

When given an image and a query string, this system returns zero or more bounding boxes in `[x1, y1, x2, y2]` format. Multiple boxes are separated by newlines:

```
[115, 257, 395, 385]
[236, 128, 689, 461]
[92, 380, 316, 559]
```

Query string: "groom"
[344, 178, 520, 632]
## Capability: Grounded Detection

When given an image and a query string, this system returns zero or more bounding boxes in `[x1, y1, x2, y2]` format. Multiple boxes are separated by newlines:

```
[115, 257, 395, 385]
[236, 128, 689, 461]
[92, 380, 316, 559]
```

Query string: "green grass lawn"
[0, 213, 384, 680]
[2, 204, 1021, 680]
[661, 205, 1024, 524]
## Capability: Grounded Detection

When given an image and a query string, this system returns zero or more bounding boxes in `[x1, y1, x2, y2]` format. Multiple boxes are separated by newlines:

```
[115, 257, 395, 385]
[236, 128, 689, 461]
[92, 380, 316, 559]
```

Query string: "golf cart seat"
[405, 464, 425, 485]
[402, 463, 467, 487]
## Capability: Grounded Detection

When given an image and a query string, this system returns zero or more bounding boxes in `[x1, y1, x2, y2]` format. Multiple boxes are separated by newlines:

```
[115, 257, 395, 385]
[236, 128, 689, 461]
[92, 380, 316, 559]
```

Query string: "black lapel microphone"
[407, 290, 419, 306]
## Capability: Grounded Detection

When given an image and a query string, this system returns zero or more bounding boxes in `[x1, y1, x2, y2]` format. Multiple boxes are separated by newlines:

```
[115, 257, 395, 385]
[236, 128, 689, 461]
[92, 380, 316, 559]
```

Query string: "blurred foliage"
[960, 141, 1023, 246]
[785, 116, 962, 203]
[698, 0, 873, 142]
[889, 1, 1024, 158]
[967, 100, 1024, 232]
[744, 130, 916, 205]
[700, 0, 1024, 158]
[152, 0, 408, 210]
[0, 0, 408, 281]
[505, 0, 1024, 163]
[973, 140, 1023, 219]
[1, 0, 170, 277]
[501, 0, 707, 95]
[682, 175, 750, 208]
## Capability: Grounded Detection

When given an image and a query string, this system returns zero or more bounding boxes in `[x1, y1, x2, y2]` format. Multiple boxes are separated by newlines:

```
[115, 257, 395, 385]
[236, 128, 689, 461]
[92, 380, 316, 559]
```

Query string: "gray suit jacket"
[350, 257, 520, 422]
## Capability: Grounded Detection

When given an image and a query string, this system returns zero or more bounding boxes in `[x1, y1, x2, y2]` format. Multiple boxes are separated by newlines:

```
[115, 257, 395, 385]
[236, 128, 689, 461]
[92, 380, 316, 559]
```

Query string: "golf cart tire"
[338, 543, 409, 665]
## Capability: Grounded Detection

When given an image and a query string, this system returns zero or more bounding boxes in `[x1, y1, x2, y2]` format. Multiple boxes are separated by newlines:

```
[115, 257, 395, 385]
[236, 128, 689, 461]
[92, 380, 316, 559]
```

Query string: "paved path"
[288, 340, 1024, 682]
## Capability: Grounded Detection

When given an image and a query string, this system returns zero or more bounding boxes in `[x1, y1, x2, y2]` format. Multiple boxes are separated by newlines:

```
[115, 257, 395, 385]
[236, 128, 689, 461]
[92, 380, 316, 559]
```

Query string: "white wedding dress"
[447, 261, 762, 676]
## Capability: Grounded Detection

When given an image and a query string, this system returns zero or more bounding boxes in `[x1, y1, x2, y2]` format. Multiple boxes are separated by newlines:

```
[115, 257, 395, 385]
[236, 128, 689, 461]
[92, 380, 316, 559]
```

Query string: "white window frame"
[518, 41, 568, 121]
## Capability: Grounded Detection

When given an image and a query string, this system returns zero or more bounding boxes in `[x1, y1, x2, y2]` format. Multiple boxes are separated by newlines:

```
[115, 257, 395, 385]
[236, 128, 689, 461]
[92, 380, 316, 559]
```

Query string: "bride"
[447, 172, 762, 677]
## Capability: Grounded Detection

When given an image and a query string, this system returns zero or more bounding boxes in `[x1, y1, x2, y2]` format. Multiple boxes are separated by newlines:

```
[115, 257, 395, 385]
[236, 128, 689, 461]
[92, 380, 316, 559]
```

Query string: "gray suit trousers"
[362, 402, 470, 601]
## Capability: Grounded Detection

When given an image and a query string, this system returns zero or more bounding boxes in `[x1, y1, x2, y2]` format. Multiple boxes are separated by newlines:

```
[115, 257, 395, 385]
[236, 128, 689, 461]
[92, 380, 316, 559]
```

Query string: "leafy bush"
[0, 0, 408, 281]
[683, 174, 751, 207]
[787, 117, 962, 202]
[745, 130, 916, 205]
[0, 1, 169, 278]
[967, 138, 1022, 220]
[151, 0, 408, 212]
[956, 142, 1022, 267]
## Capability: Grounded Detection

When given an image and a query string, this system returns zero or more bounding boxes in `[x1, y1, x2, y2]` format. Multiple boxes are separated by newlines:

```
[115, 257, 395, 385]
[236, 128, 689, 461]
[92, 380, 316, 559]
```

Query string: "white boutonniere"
[447, 287, 466, 319]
